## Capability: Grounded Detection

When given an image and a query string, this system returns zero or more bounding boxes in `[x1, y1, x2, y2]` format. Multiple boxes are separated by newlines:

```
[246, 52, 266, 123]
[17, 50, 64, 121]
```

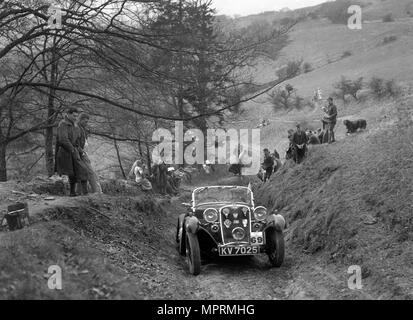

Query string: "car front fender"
[265, 214, 286, 232]
[185, 216, 199, 234]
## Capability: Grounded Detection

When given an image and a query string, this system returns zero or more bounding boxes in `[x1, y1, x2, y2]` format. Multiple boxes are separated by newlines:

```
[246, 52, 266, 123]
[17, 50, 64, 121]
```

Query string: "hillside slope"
[253, 96, 413, 299]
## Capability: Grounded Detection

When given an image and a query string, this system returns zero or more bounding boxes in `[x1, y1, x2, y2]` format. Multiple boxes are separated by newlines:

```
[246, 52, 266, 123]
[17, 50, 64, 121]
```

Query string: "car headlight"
[203, 208, 218, 223]
[232, 227, 246, 241]
[253, 206, 268, 221]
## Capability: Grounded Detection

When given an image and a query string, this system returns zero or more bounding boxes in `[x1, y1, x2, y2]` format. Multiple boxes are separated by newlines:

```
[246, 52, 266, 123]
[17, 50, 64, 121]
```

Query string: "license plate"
[219, 246, 259, 256]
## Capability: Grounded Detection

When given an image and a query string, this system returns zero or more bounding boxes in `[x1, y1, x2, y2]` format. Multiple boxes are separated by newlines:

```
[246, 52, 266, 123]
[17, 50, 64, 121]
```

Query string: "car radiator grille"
[219, 205, 251, 245]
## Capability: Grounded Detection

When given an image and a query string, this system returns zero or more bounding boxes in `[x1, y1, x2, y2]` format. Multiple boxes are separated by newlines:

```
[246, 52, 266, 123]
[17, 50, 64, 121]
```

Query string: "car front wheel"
[176, 214, 186, 256]
[267, 229, 285, 267]
[185, 233, 201, 275]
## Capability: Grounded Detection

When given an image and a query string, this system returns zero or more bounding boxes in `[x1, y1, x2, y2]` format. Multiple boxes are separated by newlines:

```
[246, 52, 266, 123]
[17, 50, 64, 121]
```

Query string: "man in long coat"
[55, 107, 88, 196]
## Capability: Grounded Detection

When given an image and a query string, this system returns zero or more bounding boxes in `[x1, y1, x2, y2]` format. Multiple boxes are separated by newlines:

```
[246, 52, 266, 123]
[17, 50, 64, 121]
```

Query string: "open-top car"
[176, 185, 286, 275]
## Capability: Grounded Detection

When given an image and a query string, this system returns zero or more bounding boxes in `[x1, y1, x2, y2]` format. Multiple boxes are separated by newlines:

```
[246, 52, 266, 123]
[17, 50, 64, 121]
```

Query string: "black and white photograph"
[0, 0, 412, 305]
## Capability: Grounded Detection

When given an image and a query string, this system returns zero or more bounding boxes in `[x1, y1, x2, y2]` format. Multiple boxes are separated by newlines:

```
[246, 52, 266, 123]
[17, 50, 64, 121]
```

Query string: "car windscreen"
[194, 187, 252, 205]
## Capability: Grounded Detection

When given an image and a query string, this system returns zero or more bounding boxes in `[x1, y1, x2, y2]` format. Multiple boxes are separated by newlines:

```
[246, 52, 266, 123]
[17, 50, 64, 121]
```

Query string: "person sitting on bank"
[129, 160, 153, 192]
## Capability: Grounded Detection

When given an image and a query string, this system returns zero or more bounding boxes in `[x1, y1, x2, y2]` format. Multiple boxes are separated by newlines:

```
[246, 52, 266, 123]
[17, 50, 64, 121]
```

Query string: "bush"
[369, 77, 386, 98]
[382, 13, 394, 22]
[268, 86, 305, 112]
[368, 77, 402, 98]
[342, 51, 352, 59]
[277, 59, 303, 80]
[382, 35, 397, 45]
[268, 88, 290, 111]
[385, 79, 402, 97]
[303, 62, 313, 73]
[285, 83, 294, 95]
[293, 96, 305, 110]
[333, 76, 364, 101]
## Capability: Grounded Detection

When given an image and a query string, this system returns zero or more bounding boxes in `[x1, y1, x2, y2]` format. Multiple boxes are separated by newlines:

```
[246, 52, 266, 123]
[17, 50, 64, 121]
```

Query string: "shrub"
[333, 76, 364, 101]
[277, 59, 303, 80]
[268, 88, 290, 111]
[382, 13, 394, 22]
[385, 79, 402, 97]
[268, 87, 305, 112]
[382, 35, 397, 45]
[303, 62, 313, 73]
[369, 77, 386, 98]
[285, 83, 294, 95]
[293, 96, 305, 110]
[368, 77, 402, 98]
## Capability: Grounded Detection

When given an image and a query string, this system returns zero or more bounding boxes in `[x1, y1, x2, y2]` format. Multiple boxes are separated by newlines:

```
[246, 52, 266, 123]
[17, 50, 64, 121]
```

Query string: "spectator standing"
[55, 108, 88, 196]
[262, 148, 274, 182]
[322, 97, 338, 144]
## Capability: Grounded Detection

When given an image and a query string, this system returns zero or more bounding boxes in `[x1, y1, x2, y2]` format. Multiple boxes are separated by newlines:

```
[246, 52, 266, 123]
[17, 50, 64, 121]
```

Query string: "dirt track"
[152, 194, 376, 300]
[0, 188, 372, 300]
[1, 159, 410, 300]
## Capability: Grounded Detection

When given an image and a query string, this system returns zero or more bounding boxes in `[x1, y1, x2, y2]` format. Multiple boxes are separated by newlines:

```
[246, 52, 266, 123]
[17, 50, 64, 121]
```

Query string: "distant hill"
[227, 0, 413, 26]
[223, 0, 413, 171]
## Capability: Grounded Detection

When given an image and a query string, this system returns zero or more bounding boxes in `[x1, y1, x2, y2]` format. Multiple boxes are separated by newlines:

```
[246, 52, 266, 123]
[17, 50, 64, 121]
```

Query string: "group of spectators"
[55, 107, 185, 197]
[55, 97, 338, 195]
[129, 159, 182, 196]
[257, 97, 338, 181]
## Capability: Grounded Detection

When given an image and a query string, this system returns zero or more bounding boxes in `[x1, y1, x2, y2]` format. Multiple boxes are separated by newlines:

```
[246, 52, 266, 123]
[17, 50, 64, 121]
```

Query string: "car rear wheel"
[267, 229, 284, 267]
[185, 233, 201, 275]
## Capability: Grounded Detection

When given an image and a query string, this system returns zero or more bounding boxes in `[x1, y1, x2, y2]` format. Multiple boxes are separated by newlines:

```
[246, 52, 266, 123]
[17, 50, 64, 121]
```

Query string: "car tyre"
[186, 232, 201, 275]
[176, 215, 186, 256]
[267, 229, 284, 268]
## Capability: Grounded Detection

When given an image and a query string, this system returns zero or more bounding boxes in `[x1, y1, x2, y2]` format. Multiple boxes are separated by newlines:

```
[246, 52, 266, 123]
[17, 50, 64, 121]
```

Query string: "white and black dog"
[343, 119, 367, 134]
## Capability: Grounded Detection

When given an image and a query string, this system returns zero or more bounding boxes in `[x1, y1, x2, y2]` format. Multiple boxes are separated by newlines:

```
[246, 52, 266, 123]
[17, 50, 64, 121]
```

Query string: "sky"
[212, 0, 330, 17]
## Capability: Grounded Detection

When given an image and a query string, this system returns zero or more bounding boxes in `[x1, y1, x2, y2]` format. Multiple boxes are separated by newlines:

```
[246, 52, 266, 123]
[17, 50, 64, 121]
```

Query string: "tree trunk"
[145, 141, 152, 175]
[0, 141, 7, 182]
[45, 42, 58, 177]
[45, 108, 55, 176]
[113, 138, 126, 179]
[137, 137, 143, 158]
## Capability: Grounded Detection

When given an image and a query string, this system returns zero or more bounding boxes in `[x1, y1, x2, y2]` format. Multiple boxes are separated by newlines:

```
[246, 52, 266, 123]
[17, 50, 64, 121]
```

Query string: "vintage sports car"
[176, 186, 286, 275]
